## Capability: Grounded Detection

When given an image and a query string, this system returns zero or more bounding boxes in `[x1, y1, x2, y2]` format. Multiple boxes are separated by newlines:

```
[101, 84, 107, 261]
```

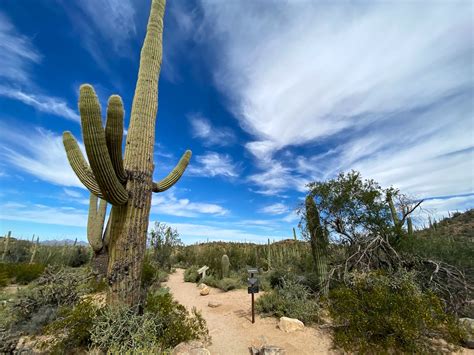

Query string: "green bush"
[329, 271, 465, 353]
[44, 299, 99, 352]
[256, 276, 319, 324]
[90, 288, 209, 352]
[219, 277, 241, 291]
[184, 265, 200, 283]
[0, 263, 46, 285]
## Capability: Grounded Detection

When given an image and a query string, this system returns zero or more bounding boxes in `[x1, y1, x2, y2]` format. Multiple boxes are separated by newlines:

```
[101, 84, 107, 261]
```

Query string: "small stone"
[200, 286, 210, 296]
[208, 301, 222, 308]
[197, 283, 207, 290]
[278, 317, 304, 333]
[261, 345, 287, 355]
[172, 340, 210, 355]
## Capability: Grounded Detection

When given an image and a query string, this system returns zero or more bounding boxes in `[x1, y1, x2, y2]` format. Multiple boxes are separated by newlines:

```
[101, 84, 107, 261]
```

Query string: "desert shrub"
[91, 289, 209, 352]
[44, 299, 99, 352]
[256, 277, 319, 324]
[219, 277, 241, 291]
[184, 265, 200, 283]
[0, 270, 8, 287]
[329, 271, 465, 353]
[0, 263, 46, 285]
[67, 246, 90, 267]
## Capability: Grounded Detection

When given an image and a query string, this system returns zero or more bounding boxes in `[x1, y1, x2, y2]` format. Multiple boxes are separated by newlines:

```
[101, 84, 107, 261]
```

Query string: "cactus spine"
[305, 195, 329, 296]
[221, 254, 230, 279]
[62, 0, 191, 307]
[2, 231, 11, 262]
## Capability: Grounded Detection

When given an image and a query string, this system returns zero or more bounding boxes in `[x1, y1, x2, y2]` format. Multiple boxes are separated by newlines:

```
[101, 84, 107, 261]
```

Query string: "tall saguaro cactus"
[62, 0, 191, 307]
[305, 195, 329, 296]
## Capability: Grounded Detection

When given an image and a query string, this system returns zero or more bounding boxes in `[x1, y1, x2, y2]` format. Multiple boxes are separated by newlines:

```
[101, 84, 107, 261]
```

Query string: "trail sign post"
[197, 265, 209, 280]
[247, 268, 259, 323]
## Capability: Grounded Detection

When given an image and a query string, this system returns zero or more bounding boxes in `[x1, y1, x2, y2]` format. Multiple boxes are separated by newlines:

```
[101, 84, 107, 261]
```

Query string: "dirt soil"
[163, 269, 335, 355]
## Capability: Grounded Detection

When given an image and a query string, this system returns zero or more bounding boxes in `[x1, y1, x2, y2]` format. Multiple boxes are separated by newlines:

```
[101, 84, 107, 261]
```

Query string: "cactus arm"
[105, 95, 127, 183]
[386, 192, 400, 226]
[79, 85, 128, 206]
[152, 150, 192, 193]
[63, 132, 104, 198]
[87, 193, 106, 252]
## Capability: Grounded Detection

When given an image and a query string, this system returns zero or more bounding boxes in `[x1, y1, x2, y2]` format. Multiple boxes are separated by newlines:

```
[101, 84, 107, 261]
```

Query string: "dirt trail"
[163, 269, 334, 355]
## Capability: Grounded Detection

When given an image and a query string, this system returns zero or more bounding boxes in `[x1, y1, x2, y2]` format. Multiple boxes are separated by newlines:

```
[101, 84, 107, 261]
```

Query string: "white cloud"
[63, 188, 84, 199]
[259, 202, 288, 215]
[155, 220, 280, 244]
[151, 190, 228, 218]
[188, 113, 236, 147]
[0, 11, 79, 122]
[188, 152, 239, 178]
[0, 126, 83, 188]
[0, 86, 79, 122]
[0, 202, 88, 227]
[60, 0, 137, 68]
[197, 1, 473, 201]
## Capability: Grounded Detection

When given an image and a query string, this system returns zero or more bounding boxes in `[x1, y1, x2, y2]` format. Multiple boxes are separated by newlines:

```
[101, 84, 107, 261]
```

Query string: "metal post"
[251, 292, 255, 323]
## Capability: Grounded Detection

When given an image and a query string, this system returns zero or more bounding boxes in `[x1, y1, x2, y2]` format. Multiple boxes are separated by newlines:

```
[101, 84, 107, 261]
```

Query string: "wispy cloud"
[151, 189, 228, 218]
[188, 152, 239, 178]
[259, 202, 289, 215]
[0, 202, 88, 227]
[0, 11, 78, 121]
[188, 113, 236, 147]
[59, 0, 137, 68]
[198, 1, 473, 199]
[0, 125, 83, 188]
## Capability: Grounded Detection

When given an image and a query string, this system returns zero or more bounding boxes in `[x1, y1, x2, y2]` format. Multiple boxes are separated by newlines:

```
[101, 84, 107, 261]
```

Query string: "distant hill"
[416, 209, 473, 240]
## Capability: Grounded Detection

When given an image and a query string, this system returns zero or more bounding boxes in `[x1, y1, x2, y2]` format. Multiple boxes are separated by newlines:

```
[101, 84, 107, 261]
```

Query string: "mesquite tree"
[63, 0, 191, 306]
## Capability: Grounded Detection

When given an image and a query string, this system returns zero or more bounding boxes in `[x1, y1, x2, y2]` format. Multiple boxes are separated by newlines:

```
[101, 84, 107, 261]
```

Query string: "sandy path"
[163, 269, 334, 355]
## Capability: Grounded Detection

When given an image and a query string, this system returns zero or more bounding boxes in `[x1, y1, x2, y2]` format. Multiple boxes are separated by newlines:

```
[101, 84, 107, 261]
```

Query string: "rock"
[208, 301, 222, 308]
[260, 345, 287, 355]
[278, 316, 304, 333]
[16, 334, 58, 354]
[459, 317, 474, 349]
[200, 286, 210, 296]
[250, 336, 269, 354]
[197, 283, 207, 290]
[172, 340, 210, 355]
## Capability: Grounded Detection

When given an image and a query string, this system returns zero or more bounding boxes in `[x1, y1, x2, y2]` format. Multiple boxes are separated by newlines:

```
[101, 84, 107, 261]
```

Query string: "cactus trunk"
[2, 231, 11, 262]
[305, 195, 329, 296]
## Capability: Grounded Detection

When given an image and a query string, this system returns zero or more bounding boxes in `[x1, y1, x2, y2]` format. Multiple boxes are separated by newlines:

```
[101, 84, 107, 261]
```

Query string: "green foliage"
[90, 289, 209, 352]
[329, 271, 464, 353]
[142, 257, 169, 290]
[184, 265, 200, 283]
[256, 277, 319, 325]
[0, 263, 46, 285]
[201, 275, 241, 291]
[149, 222, 183, 271]
[44, 299, 99, 352]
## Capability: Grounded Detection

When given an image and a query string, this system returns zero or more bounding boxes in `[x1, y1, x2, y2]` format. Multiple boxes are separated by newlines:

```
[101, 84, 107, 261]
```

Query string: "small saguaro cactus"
[305, 195, 329, 296]
[62, 0, 191, 307]
[1, 231, 11, 262]
[87, 193, 108, 276]
[29, 236, 39, 264]
[293, 227, 297, 241]
[221, 254, 230, 279]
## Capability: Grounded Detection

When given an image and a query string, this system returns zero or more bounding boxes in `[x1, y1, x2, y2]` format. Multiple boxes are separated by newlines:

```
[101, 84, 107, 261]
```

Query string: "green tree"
[149, 222, 182, 271]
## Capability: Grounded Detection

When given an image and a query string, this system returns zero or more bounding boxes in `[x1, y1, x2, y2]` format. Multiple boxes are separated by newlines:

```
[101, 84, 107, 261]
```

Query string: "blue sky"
[0, 0, 473, 244]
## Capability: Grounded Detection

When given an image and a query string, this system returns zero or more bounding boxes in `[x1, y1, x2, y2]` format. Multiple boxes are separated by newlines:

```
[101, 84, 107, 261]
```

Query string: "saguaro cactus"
[87, 193, 108, 276]
[29, 236, 39, 264]
[221, 254, 230, 279]
[62, 0, 191, 307]
[1, 231, 11, 262]
[293, 227, 297, 241]
[305, 195, 329, 296]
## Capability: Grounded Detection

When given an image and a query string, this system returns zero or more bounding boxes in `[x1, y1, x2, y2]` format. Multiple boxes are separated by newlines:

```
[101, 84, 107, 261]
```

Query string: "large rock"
[172, 340, 210, 355]
[200, 286, 210, 296]
[278, 317, 304, 333]
[459, 318, 474, 349]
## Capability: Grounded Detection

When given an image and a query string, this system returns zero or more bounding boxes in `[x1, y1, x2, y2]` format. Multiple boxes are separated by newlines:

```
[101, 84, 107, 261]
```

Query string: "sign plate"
[248, 277, 258, 286]
[197, 266, 209, 274]
[248, 285, 259, 294]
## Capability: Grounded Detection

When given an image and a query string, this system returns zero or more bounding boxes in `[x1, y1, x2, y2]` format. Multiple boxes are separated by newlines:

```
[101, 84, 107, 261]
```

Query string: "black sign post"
[247, 268, 259, 324]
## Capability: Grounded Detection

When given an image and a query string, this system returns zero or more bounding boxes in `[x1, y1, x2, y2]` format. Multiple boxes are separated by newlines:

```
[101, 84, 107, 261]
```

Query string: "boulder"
[208, 301, 222, 308]
[459, 318, 474, 349]
[200, 286, 210, 296]
[278, 317, 304, 333]
[172, 340, 210, 355]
